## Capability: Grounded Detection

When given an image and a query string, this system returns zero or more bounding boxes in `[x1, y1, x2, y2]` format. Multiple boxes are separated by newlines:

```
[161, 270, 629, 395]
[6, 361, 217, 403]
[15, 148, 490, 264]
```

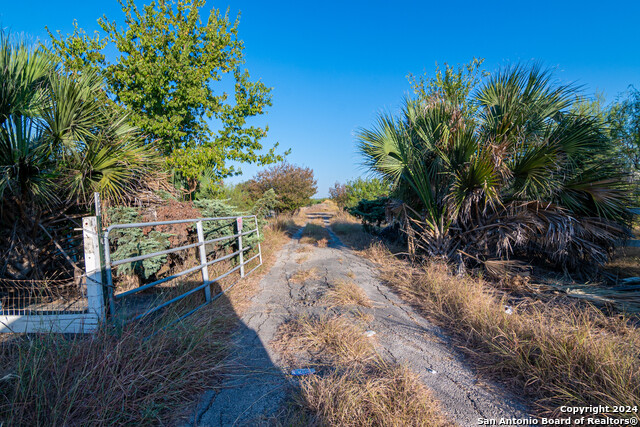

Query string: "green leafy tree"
[358, 64, 630, 270]
[0, 32, 155, 211]
[329, 177, 390, 209]
[609, 86, 640, 172]
[248, 162, 317, 212]
[47, 0, 287, 188]
[408, 57, 486, 117]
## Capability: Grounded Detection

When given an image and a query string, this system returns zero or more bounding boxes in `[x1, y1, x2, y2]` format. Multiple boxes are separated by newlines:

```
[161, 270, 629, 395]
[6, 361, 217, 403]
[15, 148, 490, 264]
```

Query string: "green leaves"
[358, 64, 631, 269]
[48, 0, 286, 182]
[0, 31, 157, 209]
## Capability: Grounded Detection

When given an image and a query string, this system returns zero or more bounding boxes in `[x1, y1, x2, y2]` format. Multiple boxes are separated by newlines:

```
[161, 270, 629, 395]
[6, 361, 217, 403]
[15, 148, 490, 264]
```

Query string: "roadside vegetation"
[323, 60, 640, 420]
[0, 218, 291, 426]
[273, 313, 451, 427]
[329, 188, 640, 419]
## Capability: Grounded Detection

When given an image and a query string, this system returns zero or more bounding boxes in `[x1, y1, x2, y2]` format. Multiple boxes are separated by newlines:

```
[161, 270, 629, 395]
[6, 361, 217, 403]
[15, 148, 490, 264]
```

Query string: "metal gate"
[102, 215, 262, 324]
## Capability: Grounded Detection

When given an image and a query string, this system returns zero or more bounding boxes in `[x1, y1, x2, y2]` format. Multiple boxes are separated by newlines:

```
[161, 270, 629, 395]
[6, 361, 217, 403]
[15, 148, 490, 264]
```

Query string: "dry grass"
[273, 314, 376, 367]
[325, 280, 372, 307]
[345, 271, 356, 279]
[0, 218, 292, 426]
[299, 223, 330, 247]
[289, 268, 318, 284]
[605, 246, 640, 278]
[352, 308, 375, 325]
[0, 307, 231, 426]
[296, 254, 310, 264]
[272, 314, 451, 426]
[291, 362, 453, 427]
[371, 252, 640, 418]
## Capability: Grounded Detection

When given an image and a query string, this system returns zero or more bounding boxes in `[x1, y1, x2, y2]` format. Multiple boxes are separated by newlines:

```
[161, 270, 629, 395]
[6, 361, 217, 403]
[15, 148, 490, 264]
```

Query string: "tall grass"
[0, 219, 291, 426]
[272, 314, 452, 426]
[373, 255, 640, 417]
[0, 309, 230, 426]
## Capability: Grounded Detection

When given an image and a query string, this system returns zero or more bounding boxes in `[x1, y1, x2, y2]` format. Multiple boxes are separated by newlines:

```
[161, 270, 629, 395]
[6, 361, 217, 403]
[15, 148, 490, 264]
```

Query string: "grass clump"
[0, 311, 230, 426]
[274, 315, 375, 367]
[289, 268, 318, 284]
[292, 362, 452, 427]
[300, 223, 329, 247]
[326, 280, 371, 308]
[375, 257, 640, 418]
[273, 314, 451, 426]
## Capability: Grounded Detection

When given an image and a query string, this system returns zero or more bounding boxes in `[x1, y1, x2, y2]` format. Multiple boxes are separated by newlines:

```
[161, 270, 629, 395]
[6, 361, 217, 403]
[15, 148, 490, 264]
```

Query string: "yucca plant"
[357, 64, 630, 271]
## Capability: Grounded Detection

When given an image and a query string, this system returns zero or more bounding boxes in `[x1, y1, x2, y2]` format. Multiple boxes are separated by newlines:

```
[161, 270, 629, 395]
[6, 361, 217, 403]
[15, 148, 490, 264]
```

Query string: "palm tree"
[357, 65, 630, 271]
[0, 32, 157, 279]
[0, 33, 156, 211]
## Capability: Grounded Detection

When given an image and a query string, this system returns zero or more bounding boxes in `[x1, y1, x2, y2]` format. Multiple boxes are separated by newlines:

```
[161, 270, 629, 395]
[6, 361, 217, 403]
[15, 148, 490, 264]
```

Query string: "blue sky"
[2, 0, 639, 196]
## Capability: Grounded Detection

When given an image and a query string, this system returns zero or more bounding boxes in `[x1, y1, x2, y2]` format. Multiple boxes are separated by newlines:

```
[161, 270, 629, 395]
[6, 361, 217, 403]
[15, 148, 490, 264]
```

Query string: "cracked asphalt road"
[184, 215, 530, 426]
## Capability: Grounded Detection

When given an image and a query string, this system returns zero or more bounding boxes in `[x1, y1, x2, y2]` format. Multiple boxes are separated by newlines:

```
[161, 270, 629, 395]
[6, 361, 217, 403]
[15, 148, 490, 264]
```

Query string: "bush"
[249, 162, 317, 212]
[330, 177, 390, 209]
[108, 207, 172, 280]
[348, 197, 389, 232]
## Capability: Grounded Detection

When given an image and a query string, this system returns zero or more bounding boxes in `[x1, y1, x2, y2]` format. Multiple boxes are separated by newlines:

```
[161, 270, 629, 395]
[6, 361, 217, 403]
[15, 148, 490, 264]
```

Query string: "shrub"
[108, 207, 172, 280]
[249, 162, 317, 212]
[357, 65, 631, 270]
[330, 177, 390, 209]
[348, 197, 389, 232]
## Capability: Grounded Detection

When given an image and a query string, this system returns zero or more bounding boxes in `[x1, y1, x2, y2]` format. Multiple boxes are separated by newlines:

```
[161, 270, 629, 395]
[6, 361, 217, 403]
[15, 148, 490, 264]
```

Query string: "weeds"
[292, 362, 453, 427]
[300, 223, 329, 247]
[373, 256, 640, 417]
[325, 280, 371, 307]
[273, 314, 375, 367]
[0, 309, 230, 426]
[289, 268, 318, 284]
[0, 218, 291, 426]
[272, 314, 451, 426]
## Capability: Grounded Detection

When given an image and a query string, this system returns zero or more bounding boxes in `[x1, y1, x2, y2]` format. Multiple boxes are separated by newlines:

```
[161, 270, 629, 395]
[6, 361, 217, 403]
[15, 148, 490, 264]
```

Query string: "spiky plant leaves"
[358, 65, 630, 270]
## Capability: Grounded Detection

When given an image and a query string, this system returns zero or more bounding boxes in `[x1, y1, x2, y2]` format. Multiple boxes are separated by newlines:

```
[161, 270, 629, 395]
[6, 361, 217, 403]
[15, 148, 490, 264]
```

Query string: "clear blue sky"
[2, 0, 639, 196]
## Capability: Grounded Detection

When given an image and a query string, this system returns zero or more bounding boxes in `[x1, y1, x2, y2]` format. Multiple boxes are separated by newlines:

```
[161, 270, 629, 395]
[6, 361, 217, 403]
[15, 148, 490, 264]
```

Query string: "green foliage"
[250, 162, 317, 212]
[47, 0, 287, 182]
[329, 177, 390, 209]
[108, 207, 172, 280]
[348, 197, 389, 232]
[609, 86, 640, 172]
[408, 57, 487, 117]
[194, 199, 240, 247]
[358, 64, 631, 269]
[0, 31, 156, 210]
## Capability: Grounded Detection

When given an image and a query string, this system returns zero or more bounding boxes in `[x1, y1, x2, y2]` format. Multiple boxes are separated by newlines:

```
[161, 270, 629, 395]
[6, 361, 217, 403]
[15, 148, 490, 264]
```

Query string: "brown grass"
[325, 280, 372, 308]
[0, 218, 292, 426]
[370, 251, 640, 418]
[296, 254, 310, 264]
[291, 362, 453, 427]
[272, 314, 451, 426]
[605, 246, 640, 278]
[289, 268, 318, 284]
[299, 223, 330, 247]
[0, 305, 231, 426]
[273, 314, 376, 367]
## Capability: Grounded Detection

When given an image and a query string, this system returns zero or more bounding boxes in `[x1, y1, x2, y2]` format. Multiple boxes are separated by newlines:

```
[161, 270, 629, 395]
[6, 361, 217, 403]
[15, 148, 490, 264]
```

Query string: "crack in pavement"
[184, 218, 530, 426]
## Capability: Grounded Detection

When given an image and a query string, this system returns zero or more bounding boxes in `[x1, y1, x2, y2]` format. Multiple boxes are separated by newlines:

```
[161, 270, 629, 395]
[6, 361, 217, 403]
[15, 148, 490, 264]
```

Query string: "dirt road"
[184, 213, 530, 426]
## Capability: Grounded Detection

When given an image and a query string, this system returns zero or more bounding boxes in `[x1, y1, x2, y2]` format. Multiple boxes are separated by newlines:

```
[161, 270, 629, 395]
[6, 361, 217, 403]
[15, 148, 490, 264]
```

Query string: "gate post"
[255, 216, 263, 266]
[237, 217, 245, 277]
[83, 216, 105, 322]
[196, 221, 212, 301]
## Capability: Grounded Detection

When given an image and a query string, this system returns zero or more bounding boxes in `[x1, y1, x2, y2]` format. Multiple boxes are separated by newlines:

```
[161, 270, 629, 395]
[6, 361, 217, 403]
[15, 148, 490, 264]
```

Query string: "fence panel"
[103, 215, 262, 325]
[0, 216, 102, 333]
